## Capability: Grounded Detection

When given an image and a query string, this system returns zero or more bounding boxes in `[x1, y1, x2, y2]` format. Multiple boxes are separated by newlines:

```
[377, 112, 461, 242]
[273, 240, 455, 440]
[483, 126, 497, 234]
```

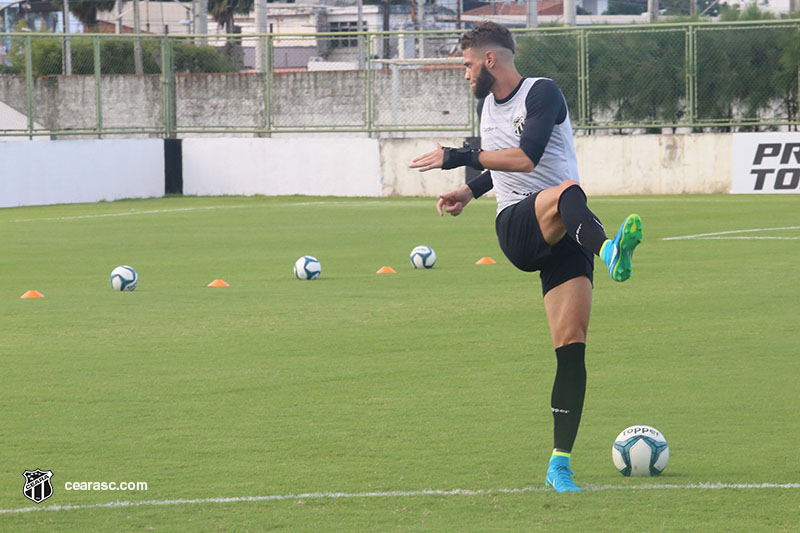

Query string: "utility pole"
[648, 0, 659, 22]
[196, 0, 208, 45]
[133, 0, 143, 74]
[115, 0, 122, 33]
[255, 0, 267, 72]
[564, 0, 576, 26]
[357, 0, 364, 69]
[527, 0, 538, 28]
[62, 0, 72, 75]
[382, 0, 390, 58]
[416, 0, 424, 58]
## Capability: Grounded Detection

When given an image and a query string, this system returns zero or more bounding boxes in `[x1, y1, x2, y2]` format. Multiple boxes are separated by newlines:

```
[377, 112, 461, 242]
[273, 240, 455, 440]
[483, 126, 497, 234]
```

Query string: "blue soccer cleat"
[600, 214, 642, 282]
[545, 455, 582, 493]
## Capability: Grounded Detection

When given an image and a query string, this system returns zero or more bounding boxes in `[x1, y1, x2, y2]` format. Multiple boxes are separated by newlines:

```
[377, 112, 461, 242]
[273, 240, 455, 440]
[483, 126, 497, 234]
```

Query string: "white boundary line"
[687, 236, 800, 240]
[663, 226, 800, 241]
[1, 200, 433, 223]
[3, 205, 255, 223]
[1, 483, 798, 515]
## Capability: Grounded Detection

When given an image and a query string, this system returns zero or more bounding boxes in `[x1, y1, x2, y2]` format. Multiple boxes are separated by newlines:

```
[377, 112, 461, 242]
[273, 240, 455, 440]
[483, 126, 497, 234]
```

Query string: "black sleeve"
[466, 170, 493, 199]
[518, 79, 568, 166]
[466, 98, 492, 198]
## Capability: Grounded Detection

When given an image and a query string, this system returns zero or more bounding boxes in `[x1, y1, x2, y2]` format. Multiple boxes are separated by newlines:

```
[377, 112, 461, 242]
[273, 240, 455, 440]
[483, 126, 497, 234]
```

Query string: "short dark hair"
[461, 21, 515, 54]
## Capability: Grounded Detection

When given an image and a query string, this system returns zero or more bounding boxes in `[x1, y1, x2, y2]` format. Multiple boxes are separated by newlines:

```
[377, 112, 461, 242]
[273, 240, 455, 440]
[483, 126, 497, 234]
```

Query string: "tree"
[50, 0, 117, 30]
[775, 28, 800, 129]
[584, 30, 685, 130]
[517, 29, 686, 130]
[207, 0, 254, 68]
[8, 33, 237, 76]
[516, 33, 579, 115]
[695, 6, 781, 131]
[208, 0, 254, 34]
[604, 0, 646, 15]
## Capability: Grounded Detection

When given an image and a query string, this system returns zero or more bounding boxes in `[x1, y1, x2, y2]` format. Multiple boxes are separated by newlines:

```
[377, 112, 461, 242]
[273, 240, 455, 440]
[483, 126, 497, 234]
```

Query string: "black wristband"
[442, 143, 484, 171]
[466, 170, 493, 199]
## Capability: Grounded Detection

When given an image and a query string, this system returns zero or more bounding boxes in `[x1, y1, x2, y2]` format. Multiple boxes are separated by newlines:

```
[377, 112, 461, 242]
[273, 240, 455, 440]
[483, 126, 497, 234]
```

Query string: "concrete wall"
[0, 139, 164, 208]
[0, 133, 748, 209]
[0, 69, 467, 134]
[183, 134, 737, 199]
[379, 137, 467, 197]
[576, 134, 733, 195]
[0, 75, 164, 134]
[0, 101, 48, 141]
[182, 137, 382, 197]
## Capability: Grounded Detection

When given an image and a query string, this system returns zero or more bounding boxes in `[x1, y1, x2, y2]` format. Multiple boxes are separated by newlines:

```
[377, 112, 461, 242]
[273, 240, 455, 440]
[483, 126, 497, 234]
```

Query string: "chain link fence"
[1, 19, 799, 139]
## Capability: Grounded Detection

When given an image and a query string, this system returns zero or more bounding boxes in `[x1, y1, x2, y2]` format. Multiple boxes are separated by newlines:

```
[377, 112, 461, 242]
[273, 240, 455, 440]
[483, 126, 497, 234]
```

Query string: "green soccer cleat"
[545, 457, 582, 493]
[600, 214, 642, 282]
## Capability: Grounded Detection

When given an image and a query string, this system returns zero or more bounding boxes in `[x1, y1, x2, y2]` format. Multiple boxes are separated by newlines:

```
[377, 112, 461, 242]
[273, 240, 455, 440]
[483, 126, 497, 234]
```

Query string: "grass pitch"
[1, 194, 799, 531]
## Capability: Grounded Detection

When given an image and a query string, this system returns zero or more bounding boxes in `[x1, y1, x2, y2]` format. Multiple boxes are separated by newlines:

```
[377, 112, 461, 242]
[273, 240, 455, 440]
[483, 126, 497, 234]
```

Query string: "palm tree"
[208, 0, 254, 34]
[207, 0, 253, 68]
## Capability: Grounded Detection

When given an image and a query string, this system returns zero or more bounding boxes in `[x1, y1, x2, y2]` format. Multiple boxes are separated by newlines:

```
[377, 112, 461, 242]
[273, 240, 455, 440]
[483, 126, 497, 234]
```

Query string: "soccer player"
[409, 21, 642, 493]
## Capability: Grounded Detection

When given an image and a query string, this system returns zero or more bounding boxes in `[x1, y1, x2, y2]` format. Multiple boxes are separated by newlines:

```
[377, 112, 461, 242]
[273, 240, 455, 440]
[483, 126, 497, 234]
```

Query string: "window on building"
[330, 21, 358, 49]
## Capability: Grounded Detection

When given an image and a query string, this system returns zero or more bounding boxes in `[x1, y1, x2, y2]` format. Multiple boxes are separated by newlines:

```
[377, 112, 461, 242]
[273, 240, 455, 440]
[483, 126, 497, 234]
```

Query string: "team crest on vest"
[512, 115, 525, 136]
[23, 469, 54, 504]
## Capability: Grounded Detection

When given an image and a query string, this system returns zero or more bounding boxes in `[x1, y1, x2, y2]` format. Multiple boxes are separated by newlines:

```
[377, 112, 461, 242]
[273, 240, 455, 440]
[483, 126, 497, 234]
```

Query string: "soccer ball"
[409, 245, 436, 269]
[612, 425, 669, 477]
[110, 265, 138, 291]
[294, 255, 321, 280]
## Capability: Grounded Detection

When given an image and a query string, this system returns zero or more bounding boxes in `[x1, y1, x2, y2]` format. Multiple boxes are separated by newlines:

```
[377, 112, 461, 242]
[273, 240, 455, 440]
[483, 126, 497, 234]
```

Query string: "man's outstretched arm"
[410, 143, 533, 173]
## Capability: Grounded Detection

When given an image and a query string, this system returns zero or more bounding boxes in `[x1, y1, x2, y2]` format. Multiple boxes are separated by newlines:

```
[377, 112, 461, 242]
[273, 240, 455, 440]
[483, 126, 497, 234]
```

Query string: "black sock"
[551, 342, 587, 453]
[557, 185, 607, 256]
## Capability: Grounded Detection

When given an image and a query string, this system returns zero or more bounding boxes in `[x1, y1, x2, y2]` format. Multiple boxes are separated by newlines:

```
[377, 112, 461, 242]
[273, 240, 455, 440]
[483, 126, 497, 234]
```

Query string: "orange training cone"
[207, 279, 230, 287]
[21, 290, 45, 298]
[376, 266, 397, 274]
[475, 257, 497, 265]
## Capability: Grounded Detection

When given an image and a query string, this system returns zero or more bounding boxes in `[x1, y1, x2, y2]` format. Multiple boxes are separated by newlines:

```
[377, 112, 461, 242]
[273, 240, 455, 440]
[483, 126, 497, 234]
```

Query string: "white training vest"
[479, 77, 580, 215]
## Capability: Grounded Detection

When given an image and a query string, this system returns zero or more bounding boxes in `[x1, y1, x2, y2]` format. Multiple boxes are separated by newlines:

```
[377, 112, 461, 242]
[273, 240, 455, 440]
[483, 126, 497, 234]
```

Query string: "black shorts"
[495, 192, 594, 296]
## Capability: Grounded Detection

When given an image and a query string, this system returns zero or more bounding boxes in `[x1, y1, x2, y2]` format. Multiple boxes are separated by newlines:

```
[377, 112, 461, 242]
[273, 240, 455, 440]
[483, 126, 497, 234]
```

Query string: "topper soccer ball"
[612, 425, 669, 477]
[294, 255, 321, 280]
[110, 265, 138, 291]
[410, 245, 436, 269]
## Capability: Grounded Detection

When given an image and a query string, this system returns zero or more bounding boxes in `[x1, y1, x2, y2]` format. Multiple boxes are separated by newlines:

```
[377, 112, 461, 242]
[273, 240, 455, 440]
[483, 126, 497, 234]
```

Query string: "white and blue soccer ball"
[409, 245, 436, 269]
[110, 265, 138, 291]
[612, 425, 669, 477]
[294, 255, 321, 280]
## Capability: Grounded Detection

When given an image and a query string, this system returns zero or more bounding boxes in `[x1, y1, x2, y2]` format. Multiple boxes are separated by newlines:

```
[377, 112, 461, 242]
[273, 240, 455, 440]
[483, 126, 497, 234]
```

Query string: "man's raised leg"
[536, 181, 643, 282]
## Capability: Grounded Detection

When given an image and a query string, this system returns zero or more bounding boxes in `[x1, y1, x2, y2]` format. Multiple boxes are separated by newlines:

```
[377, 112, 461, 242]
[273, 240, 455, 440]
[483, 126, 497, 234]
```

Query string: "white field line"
[590, 197, 729, 203]
[1, 483, 798, 515]
[4, 205, 255, 223]
[663, 226, 800, 241]
[2, 200, 433, 223]
[690, 236, 800, 240]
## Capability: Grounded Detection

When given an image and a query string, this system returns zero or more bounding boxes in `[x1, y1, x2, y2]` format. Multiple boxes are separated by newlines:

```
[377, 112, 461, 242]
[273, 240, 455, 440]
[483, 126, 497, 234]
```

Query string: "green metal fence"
[0, 19, 798, 138]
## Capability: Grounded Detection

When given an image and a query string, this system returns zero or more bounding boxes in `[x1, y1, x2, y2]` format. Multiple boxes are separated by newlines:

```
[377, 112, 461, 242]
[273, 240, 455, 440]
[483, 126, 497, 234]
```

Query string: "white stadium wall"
[379, 138, 468, 197]
[0, 139, 164, 208]
[576, 134, 733, 196]
[181, 138, 383, 197]
[1, 132, 798, 208]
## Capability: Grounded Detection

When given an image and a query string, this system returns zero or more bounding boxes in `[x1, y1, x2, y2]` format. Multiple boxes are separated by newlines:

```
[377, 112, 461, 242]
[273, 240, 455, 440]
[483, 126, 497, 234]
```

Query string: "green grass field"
[1, 194, 798, 531]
